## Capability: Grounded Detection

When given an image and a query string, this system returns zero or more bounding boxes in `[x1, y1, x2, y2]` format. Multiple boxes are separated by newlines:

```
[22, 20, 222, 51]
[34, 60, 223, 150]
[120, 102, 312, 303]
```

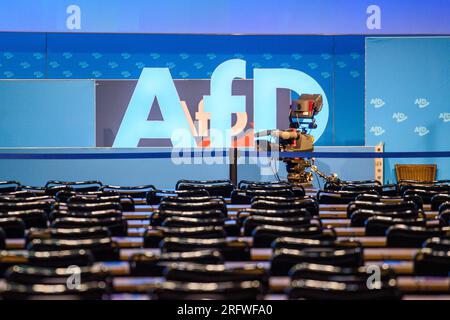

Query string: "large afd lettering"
[113, 59, 329, 148]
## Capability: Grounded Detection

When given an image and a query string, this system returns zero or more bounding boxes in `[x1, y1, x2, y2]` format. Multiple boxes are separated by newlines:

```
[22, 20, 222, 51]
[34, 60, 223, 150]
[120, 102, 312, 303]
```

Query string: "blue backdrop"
[366, 37, 450, 182]
[0, 33, 366, 147]
[1, 33, 449, 184]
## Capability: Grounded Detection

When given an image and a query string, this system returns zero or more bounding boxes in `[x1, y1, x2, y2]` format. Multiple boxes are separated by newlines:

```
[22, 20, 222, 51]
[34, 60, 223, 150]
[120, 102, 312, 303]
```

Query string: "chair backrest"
[395, 164, 437, 183]
[0, 227, 5, 250]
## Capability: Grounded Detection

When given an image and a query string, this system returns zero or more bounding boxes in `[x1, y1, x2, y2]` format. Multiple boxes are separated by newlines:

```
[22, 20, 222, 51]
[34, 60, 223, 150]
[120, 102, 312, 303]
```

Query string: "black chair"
[4, 250, 94, 276]
[439, 208, 450, 226]
[0, 181, 21, 194]
[350, 209, 422, 227]
[146, 189, 210, 205]
[241, 181, 305, 198]
[176, 180, 235, 198]
[341, 185, 382, 194]
[164, 263, 269, 291]
[28, 249, 95, 268]
[143, 226, 227, 248]
[251, 198, 319, 216]
[156, 195, 224, 204]
[347, 201, 418, 218]
[250, 195, 307, 203]
[67, 195, 135, 212]
[423, 237, 450, 251]
[252, 225, 336, 248]
[150, 209, 226, 226]
[45, 186, 72, 197]
[289, 263, 396, 283]
[272, 238, 361, 251]
[386, 225, 450, 248]
[51, 217, 128, 236]
[46, 180, 103, 193]
[129, 250, 224, 276]
[27, 238, 120, 261]
[160, 237, 251, 261]
[400, 183, 450, 196]
[0, 227, 5, 249]
[403, 189, 441, 204]
[1, 251, 21, 275]
[317, 190, 376, 205]
[0, 190, 36, 198]
[1, 210, 48, 229]
[242, 215, 318, 236]
[399, 180, 450, 186]
[401, 184, 450, 204]
[365, 216, 426, 236]
[150, 280, 263, 300]
[54, 190, 116, 203]
[287, 278, 402, 300]
[156, 214, 238, 236]
[270, 247, 364, 276]
[4, 264, 110, 285]
[161, 216, 227, 228]
[1, 281, 108, 300]
[52, 202, 123, 213]
[0, 217, 26, 237]
[0, 201, 52, 213]
[158, 199, 227, 215]
[288, 263, 400, 299]
[0, 195, 54, 204]
[50, 209, 122, 221]
[21, 186, 46, 196]
[356, 193, 423, 210]
[100, 185, 156, 199]
[431, 194, 450, 211]
[440, 202, 450, 213]
[236, 208, 312, 224]
[324, 179, 380, 191]
[413, 248, 450, 276]
[231, 189, 296, 204]
[238, 180, 292, 190]
[26, 227, 111, 243]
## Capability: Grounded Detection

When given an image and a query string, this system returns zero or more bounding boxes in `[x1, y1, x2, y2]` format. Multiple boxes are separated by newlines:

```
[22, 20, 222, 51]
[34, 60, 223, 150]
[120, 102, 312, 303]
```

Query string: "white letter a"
[66, 5, 81, 30]
[366, 5, 381, 30]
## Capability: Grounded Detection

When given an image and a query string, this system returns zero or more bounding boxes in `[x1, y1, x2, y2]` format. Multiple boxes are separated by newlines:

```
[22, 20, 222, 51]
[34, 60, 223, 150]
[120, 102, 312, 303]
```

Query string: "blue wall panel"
[0, 80, 95, 147]
[366, 37, 450, 182]
[0, 33, 46, 79]
[45, 34, 335, 80]
[333, 36, 365, 146]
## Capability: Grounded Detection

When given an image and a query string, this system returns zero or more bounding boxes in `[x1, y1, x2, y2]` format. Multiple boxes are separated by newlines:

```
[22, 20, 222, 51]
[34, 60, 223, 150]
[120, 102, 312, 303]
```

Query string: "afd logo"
[370, 126, 385, 136]
[392, 112, 408, 123]
[370, 98, 385, 109]
[414, 126, 430, 137]
[415, 98, 430, 109]
[439, 113, 450, 123]
[113, 59, 329, 148]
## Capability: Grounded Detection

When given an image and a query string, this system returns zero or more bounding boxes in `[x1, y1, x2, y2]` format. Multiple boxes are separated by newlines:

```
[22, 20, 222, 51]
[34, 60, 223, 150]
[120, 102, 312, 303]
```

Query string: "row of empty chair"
[0, 179, 449, 300]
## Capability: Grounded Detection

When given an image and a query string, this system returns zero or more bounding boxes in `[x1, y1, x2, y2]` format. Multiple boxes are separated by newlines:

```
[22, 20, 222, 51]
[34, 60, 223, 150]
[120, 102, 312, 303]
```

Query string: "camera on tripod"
[289, 94, 323, 131]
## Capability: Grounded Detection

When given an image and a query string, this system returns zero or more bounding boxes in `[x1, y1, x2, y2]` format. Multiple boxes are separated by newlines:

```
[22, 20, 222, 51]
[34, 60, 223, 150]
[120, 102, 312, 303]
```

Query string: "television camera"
[256, 94, 339, 186]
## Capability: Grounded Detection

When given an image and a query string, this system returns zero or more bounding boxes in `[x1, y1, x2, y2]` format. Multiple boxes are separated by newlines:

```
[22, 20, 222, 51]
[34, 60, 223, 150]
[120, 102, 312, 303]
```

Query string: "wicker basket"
[395, 164, 437, 183]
